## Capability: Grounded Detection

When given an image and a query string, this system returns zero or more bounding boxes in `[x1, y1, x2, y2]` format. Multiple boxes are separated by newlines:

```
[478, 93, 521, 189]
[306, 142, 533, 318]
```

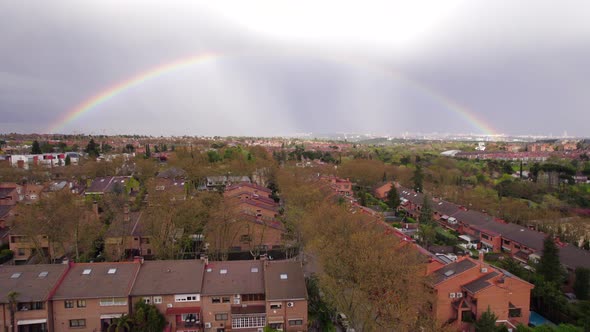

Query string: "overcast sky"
[1, 1, 589, 137]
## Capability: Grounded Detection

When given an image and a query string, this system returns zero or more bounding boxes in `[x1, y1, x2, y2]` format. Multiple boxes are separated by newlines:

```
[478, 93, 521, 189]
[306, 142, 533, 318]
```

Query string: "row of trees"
[277, 168, 448, 332]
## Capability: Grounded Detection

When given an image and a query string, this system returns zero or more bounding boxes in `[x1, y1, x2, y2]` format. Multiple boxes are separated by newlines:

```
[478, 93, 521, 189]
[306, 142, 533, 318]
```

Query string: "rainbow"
[49, 52, 220, 133]
[49, 52, 498, 136]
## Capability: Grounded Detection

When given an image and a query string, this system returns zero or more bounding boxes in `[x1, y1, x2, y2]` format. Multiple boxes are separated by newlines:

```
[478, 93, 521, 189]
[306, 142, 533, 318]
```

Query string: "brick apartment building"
[130, 260, 205, 332]
[51, 262, 141, 332]
[0, 264, 69, 332]
[428, 256, 533, 331]
[397, 186, 590, 282]
[0, 259, 308, 332]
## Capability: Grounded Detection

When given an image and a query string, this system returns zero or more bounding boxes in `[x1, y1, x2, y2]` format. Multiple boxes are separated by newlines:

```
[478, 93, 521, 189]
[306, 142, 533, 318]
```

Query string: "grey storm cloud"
[1, 0, 590, 136]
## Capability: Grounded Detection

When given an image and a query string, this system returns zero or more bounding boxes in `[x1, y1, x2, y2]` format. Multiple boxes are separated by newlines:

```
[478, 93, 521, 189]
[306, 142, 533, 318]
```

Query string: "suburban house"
[233, 199, 280, 220]
[319, 176, 353, 197]
[205, 211, 289, 257]
[373, 181, 393, 200]
[263, 261, 308, 332]
[204, 176, 251, 191]
[201, 260, 266, 332]
[201, 260, 308, 332]
[0, 183, 20, 205]
[51, 262, 141, 332]
[9, 233, 56, 265]
[129, 259, 206, 332]
[428, 255, 533, 331]
[104, 210, 149, 261]
[0, 264, 69, 332]
[149, 177, 188, 201]
[224, 183, 273, 200]
[85, 176, 132, 196]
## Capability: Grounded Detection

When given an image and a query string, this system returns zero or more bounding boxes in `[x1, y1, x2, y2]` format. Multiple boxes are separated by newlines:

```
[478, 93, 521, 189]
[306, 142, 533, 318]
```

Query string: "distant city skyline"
[1, 1, 590, 136]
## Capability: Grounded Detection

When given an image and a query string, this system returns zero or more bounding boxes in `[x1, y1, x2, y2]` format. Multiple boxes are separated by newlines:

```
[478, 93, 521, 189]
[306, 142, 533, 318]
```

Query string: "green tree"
[418, 195, 433, 224]
[145, 144, 151, 158]
[7, 291, 19, 332]
[358, 190, 367, 207]
[85, 139, 100, 158]
[574, 267, 590, 300]
[65, 155, 71, 166]
[417, 223, 436, 248]
[474, 307, 499, 332]
[207, 150, 221, 163]
[386, 185, 400, 210]
[31, 140, 42, 154]
[537, 236, 563, 284]
[109, 314, 132, 332]
[132, 300, 166, 332]
[123, 144, 135, 153]
[412, 165, 424, 193]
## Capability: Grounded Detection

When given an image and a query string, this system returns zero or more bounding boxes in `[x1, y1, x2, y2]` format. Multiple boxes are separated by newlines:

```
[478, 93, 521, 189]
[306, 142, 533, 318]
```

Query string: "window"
[270, 303, 282, 309]
[65, 300, 74, 308]
[509, 308, 522, 318]
[240, 234, 252, 242]
[82, 269, 92, 275]
[222, 297, 230, 303]
[99, 297, 127, 306]
[289, 319, 303, 326]
[17, 248, 25, 256]
[232, 315, 266, 328]
[31, 302, 44, 310]
[143, 297, 152, 304]
[481, 234, 489, 240]
[69, 319, 86, 328]
[220, 269, 228, 274]
[269, 323, 283, 330]
[175, 294, 199, 302]
[141, 238, 150, 244]
[215, 313, 228, 321]
[182, 313, 199, 323]
[107, 268, 117, 274]
[153, 296, 162, 304]
[76, 300, 86, 308]
[242, 294, 265, 302]
[461, 311, 474, 323]
[10, 272, 21, 279]
[280, 274, 288, 280]
[212, 297, 221, 304]
[250, 267, 259, 273]
[38, 271, 48, 278]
